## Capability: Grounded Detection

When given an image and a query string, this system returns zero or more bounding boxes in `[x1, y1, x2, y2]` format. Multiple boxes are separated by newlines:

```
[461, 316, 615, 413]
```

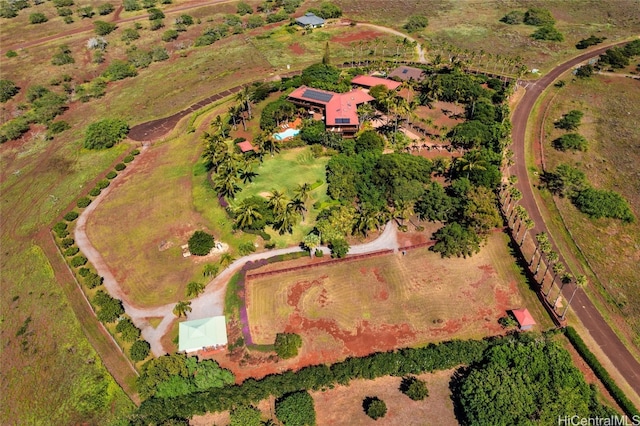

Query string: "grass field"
[333, 0, 640, 73]
[542, 74, 640, 346]
[246, 232, 547, 348]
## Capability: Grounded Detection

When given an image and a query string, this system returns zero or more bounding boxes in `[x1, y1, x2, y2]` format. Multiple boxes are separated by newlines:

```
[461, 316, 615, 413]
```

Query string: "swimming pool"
[273, 128, 300, 140]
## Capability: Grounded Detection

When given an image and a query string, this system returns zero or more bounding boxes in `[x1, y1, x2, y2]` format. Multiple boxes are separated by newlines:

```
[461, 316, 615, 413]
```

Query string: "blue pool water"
[273, 128, 300, 140]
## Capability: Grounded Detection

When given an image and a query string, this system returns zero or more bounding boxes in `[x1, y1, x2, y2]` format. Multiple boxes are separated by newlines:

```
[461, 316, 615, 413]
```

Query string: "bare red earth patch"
[289, 42, 305, 55]
[331, 30, 380, 44]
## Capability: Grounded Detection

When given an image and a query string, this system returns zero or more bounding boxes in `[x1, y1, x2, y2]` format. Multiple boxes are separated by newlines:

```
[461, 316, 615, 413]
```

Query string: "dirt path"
[354, 23, 426, 63]
[510, 41, 640, 396]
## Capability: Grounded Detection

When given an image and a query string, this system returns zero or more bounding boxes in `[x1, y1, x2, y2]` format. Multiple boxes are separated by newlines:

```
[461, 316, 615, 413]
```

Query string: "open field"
[246, 232, 543, 348]
[85, 103, 256, 307]
[541, 74, 640, 346]
[334, 0, 640, 73]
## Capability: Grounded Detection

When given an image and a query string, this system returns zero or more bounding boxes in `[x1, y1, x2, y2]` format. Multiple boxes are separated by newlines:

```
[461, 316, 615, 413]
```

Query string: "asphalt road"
[510, 41, 640, 396]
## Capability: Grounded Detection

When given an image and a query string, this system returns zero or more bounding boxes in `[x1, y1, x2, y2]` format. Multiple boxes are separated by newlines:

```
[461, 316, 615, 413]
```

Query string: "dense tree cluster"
[274, 333, 302, 359]
[93, 290, 124, 323]
[597, 40, 640, 69]
[555, 110, 583, 131]
[136, 353, 235, 400]
[83, 118, 129, 149]
[275, 391, 316, 425]
[132, 338, 490, 423]
[455, 335, 617, 425]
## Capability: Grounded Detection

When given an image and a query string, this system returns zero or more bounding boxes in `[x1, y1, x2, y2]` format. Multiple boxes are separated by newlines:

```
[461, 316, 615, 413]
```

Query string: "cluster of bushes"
[126, 46, 170, 68]
[500, 8, 563, 41]
[576, 35, 606, 50]
[132, 337, 491, 423]
[564, 327, 640, 418]
[188, 230, 215, 256]
[543, 164, 635, 222]
[274, 333, 302, 359]
[597, 39, 640, 70]
[84, 118, 129, 149]
[93, 290, 124, 323]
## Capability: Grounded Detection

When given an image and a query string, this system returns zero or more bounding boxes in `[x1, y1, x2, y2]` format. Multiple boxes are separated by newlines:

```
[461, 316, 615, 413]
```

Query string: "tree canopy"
[275, 391, 316, 426]
[84, 118, 129, 149]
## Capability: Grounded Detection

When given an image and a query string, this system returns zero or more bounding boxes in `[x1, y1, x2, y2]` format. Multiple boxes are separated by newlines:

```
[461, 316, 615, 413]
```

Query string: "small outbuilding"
[179, 316, 228, 353]
[511, 308, 536, 331]
[295, 12, 325, 28]
[237, 140, 256, 153]
[388, 65, 425, 81]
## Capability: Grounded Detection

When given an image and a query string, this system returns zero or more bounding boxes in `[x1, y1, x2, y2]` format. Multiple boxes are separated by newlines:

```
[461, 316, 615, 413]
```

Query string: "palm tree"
[540, 250, 558, 290]
[457, 155, 487, 179]
[213, 172, 241, 199]
[186, 281, 205, 298]
[513, 206, 529, 241]
[234, 202, 262, 229]
[267, 190, 287, 215]
[239, 168, 258, 184]
[273, 203, 298, 235]
[294, 183, 311, 202]
[288, 198, 307, 221]
[353, 208, 379, 237]
[212, 114, 229, 138]
[219, 253, 235, 269]
[519, 218, 535, 247]
[546, 262, 565, 298]
[393, 199, 414, 228]
[561, 274, 587, 320]
[534, 239, 552, 275]
[236, 85, 253, 120]
[173, 300, 192, 318]
[553, 272, 573, 310]
[203, 263, 219, 278]
[530, 232, 549, 265]
[228, 105, 240, 130]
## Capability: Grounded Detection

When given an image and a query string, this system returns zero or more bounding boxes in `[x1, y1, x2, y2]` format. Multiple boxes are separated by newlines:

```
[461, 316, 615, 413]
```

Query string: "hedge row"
[132, 338, 491, 423]
[564, 327, 639, 418]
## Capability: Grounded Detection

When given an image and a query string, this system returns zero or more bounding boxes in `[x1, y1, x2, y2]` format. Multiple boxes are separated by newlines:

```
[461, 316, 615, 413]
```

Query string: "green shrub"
[63, 15, 73, 24]
[162, 29, 178, 42]
[500, 10, 523, 24]
[531, 25, 564, 42]
[61, 237, 75, 249]
[230, 405, 261, 426]
[53, 221, 68, 234]
[552, 133, 588, 151]
[122, 154, 135, 163]
[5, 50, 18, 58]
[523, 7, 555, 26]
[123, 0, 140, 10]
[106, 171, 117, 179]
[96, 179, 110, 189]
[78, 267, 90, 277]
[274, 333, 302, 359]
[77, 5, 94, 18]
[555, 110, 583, 131]
[116, 317, 141, 342]
[400, 376, 429, 401]
[564, 327, 640, 418]
[84, 272, 103, 289]
[47, 120, 70, 135]
[89, 188, 101, 197]
[84, 118, 129, 149]
[70, 255, 88, 268]
[329, 238, 349, 258]
[77, 197, 91, 208]
[364, 396, 387, 420]
[115, 162, 126, 171]
[98, 3, 114, 15]
[275, 391, 315, 426]
[102, 60, 138, 81]
[64, 246, 80, 256]
[572, 188, 635, 223]
[0, 79, 19, 103]
[94, 20, 117, 36]
[188, 230, 215, 256]
[314, 249, 323, 257]
[121, 28, 140, 42]
[150, 47, 169, 62]
[403, 15, 428, 32]
[149, 18, 164, 30]
[131, 149, 140, 155]
[93, 290, 124, 322]
[64, 211, 79, 221]
[0, 117, 31, 143]
[576, 35, 606, 50]
[130, 340, 151, 361]
[238, 242, 256, 256]
[29, 12, 48, 24]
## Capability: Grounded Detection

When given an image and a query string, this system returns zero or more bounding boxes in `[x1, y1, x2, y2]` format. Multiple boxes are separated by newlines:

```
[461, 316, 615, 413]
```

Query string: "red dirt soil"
[331, 30, 381, 44]
[289, 42, 305, 55]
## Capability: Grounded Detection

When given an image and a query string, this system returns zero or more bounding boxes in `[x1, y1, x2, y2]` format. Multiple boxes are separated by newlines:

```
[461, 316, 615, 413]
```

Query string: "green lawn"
[231, 146, 330, 248]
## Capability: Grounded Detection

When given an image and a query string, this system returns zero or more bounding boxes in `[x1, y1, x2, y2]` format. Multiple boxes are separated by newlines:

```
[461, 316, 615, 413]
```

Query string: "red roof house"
[237, 140, 256, 153]
[351, 75, 402, 91]
[512, 308, 536, 331]
[287, 86, 374, 137]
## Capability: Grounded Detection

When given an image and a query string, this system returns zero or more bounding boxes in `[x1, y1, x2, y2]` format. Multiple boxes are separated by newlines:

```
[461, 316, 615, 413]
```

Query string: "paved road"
[510, 41, 640, 395]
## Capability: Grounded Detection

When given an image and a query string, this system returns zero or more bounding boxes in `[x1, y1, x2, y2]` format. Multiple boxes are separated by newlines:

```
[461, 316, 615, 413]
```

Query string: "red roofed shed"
[237, 141, 256, 153]
[511, 308, 536, 331]
[351, 75, 402, 91]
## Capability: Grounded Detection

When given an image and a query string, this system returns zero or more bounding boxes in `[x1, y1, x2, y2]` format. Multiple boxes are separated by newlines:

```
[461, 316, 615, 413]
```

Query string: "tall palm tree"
[288, 198, 307, 221]
[234, 202, 262, 229]
[228, 105, 240, 130]
[267, 190, 287, 215]
[353, 208, 379, 237]
[239, 167, 258, 184]
[457, 155, 487, 179]
[213, 172, 241, 199]
[203, 263, 219, 278]
[540, 250, 558, 290]
[534, 239, 552, 275]
[173, 300, 192, 318]
[519, 218, 535, 247]
[219, 253, 235, 269]
[235, 85, 253, 120]
[553, 273, 573, 310]
[530, 232, 549, 265]
[294, 183, 311, 203]
[546, 262, 565, 298]
[561, 275, 587, 320]
[273, 203, 298, 235]
[513, 206, 529, 241]
[186, 281, 205, 298]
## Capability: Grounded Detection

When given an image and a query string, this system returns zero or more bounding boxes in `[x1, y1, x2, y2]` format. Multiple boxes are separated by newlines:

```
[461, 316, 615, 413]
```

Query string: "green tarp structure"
[178, 316, 228, 353]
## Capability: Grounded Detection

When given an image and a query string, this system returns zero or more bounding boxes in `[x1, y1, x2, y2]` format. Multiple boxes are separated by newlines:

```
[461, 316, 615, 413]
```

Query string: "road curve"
[510, 41, 640, 395]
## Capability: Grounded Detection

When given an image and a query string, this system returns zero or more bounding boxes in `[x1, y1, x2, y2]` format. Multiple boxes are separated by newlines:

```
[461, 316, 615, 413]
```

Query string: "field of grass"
[0, 128, 134, 423]
[541, 74, 640, 346]
[84, 102, 255, 307]
[333, 0, 640, 73]
[246, 232, 544, 346]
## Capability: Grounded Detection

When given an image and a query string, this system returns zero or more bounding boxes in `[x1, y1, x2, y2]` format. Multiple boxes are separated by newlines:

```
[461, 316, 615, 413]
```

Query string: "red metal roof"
[512, 308, 536, 327]
[351, 75, 402, 90]
[237, 141, 255, 152]
[288, 86, 373, 127]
